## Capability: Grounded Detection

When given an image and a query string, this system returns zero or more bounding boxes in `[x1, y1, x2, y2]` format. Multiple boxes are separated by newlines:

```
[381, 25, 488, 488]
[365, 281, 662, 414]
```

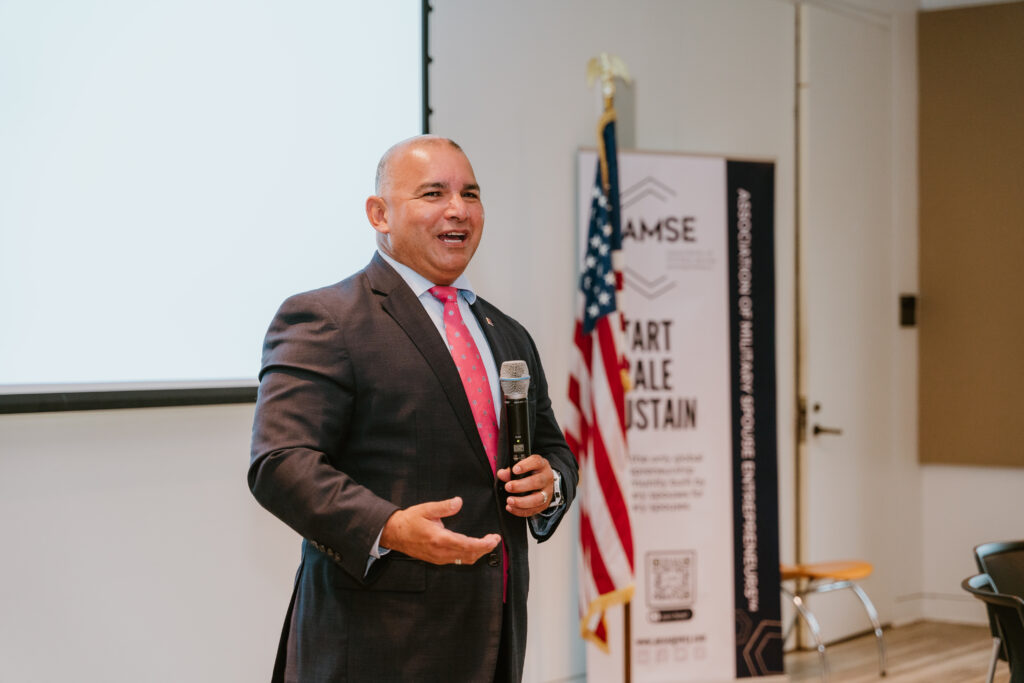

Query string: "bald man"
[249, 136, 578, 683]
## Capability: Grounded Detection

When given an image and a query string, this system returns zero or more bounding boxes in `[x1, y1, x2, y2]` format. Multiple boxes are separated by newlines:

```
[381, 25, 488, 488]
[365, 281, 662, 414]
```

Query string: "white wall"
[430, 1, 795, 679]
[885, 3, 927, 628]
[920, 465, 1024, 623]
[0, 405, 297, 682]
[0, 1, 1017, 682]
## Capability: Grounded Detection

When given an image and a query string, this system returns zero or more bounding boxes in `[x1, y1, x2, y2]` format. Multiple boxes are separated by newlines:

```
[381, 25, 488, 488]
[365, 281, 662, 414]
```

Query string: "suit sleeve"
[524, 331, 579, 542]
[248, 292, 399, 581]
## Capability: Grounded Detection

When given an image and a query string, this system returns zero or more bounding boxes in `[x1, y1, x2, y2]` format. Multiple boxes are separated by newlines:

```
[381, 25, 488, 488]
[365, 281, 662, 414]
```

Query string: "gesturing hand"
[380, 496, 501, 566]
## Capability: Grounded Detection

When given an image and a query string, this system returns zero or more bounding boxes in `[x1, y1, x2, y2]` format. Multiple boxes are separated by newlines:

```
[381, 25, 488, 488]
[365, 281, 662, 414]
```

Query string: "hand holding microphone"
[498, 361, 559, 515]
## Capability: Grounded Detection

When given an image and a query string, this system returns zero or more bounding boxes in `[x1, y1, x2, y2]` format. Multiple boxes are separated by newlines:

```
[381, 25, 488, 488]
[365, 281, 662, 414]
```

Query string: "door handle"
[812, 424, 843, 436]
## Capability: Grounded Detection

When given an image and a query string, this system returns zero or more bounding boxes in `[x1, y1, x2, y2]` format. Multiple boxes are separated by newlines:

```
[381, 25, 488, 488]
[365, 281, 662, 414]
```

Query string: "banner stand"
[579, 149, 783, 682]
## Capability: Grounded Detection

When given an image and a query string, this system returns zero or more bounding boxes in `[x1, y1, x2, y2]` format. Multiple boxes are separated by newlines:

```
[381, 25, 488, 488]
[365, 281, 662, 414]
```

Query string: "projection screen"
[0, 1, 426, 410]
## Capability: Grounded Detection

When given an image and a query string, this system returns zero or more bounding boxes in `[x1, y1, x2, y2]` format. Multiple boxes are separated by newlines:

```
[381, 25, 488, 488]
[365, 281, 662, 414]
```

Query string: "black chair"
[963, 573, 1024, 683]
[975, 540, 1024, 682]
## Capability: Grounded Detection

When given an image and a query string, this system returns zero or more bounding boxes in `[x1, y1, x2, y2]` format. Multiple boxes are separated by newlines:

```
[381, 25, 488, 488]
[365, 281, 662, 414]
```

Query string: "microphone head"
[499, 360, 530, 398]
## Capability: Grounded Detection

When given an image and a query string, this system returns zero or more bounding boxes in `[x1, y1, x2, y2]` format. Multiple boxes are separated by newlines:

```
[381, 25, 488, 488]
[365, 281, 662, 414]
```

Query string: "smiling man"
[249, 135, 578, 683]
[367, 137, 484, 286]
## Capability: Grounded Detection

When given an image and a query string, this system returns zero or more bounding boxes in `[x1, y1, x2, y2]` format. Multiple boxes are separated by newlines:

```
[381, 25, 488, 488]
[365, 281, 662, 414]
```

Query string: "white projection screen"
[0, 1, 424, 408]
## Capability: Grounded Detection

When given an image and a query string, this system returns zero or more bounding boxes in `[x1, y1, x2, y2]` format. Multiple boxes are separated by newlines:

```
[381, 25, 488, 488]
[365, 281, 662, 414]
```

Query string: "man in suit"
[249, 135, 578, 682]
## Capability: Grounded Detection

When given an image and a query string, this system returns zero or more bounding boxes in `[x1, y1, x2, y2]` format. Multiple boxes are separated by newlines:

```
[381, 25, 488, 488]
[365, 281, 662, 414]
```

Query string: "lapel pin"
[486, 317, 494, 327]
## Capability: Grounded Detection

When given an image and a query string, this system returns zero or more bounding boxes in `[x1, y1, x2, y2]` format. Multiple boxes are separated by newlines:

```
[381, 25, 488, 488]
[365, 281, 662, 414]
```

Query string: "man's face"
[367, 141, 484, 285]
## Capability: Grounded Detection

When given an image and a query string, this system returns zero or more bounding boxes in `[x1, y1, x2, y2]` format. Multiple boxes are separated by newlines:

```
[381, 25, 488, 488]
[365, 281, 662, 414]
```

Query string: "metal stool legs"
[783, 578, 887, 680]
[782, 585, 830, 681]
[847, 581, 887, 676]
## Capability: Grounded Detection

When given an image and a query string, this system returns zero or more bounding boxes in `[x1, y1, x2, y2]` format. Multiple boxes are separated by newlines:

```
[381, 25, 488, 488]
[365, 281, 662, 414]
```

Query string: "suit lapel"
[469, 301, 514, 370]
[365, 255, 494, 479]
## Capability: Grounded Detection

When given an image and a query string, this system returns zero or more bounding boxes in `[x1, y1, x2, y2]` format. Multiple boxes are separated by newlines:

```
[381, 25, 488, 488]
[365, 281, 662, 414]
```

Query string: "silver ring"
[454, 558, 462, 566]
[540, 490, 548, 505]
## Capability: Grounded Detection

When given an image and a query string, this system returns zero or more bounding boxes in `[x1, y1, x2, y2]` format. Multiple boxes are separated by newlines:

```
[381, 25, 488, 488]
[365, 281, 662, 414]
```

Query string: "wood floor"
[785, 620, 1008, 682]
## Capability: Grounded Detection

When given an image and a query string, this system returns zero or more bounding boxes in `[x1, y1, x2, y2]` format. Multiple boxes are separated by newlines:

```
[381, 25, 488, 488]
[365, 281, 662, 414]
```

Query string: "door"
[798, 3, 895, 642]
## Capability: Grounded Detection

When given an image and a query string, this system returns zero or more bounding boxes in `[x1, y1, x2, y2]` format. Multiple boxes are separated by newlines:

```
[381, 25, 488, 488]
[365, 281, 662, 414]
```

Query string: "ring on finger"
[454, 558, 462, 565]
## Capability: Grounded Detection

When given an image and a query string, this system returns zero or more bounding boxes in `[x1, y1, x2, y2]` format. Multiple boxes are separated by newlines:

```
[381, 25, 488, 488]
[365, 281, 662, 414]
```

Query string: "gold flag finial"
[586, 53, 631, 110]
[586, 53, 631, 191]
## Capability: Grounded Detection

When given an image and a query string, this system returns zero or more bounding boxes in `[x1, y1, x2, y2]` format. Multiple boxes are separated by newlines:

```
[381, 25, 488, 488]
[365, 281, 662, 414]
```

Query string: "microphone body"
[499, 361, 531, 481]
[505, 394, 531, 476]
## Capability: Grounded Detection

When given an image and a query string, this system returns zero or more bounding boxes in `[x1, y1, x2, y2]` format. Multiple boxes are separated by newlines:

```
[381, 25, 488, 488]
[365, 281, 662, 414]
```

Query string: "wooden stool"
[780, 560, 887, 680]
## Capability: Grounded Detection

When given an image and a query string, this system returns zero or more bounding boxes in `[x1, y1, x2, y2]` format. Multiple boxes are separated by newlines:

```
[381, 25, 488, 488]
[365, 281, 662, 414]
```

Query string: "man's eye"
[463, 192, 480, 200]
[423, 191, 442, 197]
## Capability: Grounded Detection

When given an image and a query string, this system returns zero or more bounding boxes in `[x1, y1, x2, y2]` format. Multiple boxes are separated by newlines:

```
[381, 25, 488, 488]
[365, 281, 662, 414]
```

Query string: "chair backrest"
[976, 540, 1024, 597]
[963, 573, 1024, 683]
[974, 539, 1024, 662]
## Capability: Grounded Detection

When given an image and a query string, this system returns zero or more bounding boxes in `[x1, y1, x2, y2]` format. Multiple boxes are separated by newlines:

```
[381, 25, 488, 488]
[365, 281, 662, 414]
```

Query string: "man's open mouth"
[438, 232, 467, 243]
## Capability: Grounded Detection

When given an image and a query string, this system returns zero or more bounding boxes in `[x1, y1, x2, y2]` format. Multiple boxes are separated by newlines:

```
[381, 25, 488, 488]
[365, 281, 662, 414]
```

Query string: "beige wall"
[918, 2, 1024, 468]
[916, 0, 1024, 625]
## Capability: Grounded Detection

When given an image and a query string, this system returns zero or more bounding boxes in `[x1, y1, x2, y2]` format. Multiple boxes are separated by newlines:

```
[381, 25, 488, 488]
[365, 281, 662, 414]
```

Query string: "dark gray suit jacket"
[249, 254, 578, 682]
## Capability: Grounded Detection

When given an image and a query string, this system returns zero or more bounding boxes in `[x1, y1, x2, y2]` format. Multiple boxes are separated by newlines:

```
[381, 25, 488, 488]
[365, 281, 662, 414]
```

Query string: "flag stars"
[579, 171, 619, 333]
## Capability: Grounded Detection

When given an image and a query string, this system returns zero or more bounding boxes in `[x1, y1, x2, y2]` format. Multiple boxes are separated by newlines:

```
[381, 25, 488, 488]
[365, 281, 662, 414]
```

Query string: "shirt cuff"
[365, 527, 391, 575]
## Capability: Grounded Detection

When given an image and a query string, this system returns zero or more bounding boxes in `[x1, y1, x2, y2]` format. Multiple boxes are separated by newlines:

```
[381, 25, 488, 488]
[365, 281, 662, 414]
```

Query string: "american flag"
[566, 114, 635, 651]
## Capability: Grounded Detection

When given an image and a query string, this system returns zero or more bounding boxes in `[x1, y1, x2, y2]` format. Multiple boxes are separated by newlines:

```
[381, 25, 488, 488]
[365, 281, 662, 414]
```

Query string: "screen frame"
[2, 1, 432, 414]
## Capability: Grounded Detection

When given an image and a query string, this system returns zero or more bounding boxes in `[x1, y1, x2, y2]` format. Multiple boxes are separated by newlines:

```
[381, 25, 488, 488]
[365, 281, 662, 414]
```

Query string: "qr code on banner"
[645, 550, 696, 611]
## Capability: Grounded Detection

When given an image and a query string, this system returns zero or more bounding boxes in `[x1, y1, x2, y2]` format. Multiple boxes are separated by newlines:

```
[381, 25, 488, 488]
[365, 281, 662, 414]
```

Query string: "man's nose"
[445, 194, 468, 220]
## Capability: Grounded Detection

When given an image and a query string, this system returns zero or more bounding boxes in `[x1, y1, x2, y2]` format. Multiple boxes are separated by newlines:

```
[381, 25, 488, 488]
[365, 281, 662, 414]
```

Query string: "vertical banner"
[726, 161, 782, 678]
[578, 150, 782, 682]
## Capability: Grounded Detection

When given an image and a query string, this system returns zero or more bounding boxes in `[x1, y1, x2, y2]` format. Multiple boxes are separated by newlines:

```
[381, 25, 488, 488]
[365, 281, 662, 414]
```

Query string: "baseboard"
[897, 592, 989, 625]
[891, 592, 924, 627]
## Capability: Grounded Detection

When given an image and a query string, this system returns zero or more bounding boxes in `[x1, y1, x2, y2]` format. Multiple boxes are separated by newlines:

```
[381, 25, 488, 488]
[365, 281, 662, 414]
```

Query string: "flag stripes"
[567, 114, 635, 653]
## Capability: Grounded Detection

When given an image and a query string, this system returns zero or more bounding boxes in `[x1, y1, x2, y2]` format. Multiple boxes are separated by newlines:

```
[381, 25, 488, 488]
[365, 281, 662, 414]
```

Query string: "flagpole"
[624, 602, 631, 683]
[586, 52, 633, 683]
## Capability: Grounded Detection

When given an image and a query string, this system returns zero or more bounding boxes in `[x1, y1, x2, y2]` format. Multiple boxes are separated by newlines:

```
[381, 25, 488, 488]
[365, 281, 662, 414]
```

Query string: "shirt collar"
[377, 249, 477, 304]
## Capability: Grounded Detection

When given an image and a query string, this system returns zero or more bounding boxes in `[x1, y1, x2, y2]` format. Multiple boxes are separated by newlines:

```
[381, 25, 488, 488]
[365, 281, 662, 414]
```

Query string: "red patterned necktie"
[429, 286, 508, 601]
[429, 286, 499, 473]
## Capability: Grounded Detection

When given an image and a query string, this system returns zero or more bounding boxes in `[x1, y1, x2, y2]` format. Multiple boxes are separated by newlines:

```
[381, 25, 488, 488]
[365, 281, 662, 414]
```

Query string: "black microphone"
[499, 360, 531, 481]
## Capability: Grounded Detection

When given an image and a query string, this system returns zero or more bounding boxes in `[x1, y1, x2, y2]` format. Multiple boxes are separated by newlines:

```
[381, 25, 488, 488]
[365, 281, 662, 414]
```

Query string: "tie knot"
[429, 286, 458, 304]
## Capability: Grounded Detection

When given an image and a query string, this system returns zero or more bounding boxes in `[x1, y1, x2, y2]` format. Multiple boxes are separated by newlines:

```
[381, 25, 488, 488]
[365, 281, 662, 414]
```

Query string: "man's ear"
[365, 195, 389, 233]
